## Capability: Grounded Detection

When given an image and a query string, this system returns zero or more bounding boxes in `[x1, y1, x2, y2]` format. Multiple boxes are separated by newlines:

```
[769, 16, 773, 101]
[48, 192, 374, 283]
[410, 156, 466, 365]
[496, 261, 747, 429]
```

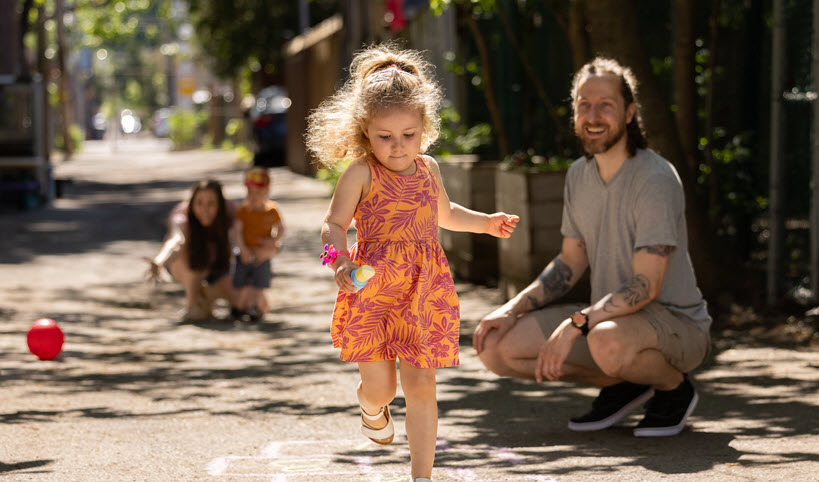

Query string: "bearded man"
[473, 58, 711, 437]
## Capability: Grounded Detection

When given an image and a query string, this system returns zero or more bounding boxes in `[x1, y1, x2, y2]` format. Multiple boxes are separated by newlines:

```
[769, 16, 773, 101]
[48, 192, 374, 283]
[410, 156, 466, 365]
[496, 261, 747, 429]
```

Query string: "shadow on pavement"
[425, 358, 818, 477]
[0, 459, 54, 475]
[0, 179, 195, 264]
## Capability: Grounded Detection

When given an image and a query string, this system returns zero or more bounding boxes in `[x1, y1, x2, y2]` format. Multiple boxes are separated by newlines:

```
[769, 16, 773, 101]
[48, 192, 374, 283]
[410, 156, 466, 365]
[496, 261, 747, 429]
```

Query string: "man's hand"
[473, 308, 517, 354]
[535, 319, 581, 382]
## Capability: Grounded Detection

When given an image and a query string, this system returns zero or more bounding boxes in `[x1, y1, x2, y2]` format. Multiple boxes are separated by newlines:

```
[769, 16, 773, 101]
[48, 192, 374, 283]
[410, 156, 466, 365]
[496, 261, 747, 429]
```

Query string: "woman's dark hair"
[186, 179, 231, 274]
[570, 57, 648, 156]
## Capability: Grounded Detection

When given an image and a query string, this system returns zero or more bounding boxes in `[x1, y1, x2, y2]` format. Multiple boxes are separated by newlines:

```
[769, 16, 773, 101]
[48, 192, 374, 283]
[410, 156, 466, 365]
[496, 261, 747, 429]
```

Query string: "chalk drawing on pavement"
[206, 438, 557, 481]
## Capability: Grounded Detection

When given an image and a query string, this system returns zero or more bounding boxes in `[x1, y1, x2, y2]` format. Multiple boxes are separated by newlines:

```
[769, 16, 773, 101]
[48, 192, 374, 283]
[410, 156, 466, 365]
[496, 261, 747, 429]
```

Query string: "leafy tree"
[20, 0, 178, 135]
[187, 0, 340, 90]
[73, 0, 175, 116]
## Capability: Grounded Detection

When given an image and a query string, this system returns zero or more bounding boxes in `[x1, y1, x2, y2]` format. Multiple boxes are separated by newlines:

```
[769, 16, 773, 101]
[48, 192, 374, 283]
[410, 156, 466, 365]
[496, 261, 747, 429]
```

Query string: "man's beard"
[579, 121, 627, 156]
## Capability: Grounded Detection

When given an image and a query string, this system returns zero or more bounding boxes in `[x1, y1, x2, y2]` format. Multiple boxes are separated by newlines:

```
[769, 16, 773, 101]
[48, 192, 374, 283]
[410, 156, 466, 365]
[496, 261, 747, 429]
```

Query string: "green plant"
[168, 109, 206, 149]
[316, 159, 352, 189]
[501, 149, 572, 171]
[435, 106, 492, 156]
[232, 145, 254, 164]
[224, 118, 243, 140]
[55, 123, 84, 153]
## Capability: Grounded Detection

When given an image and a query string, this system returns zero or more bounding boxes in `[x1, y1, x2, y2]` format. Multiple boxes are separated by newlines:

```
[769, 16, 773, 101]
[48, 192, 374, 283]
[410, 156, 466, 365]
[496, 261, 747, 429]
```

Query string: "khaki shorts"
[533, 301, 710, 374]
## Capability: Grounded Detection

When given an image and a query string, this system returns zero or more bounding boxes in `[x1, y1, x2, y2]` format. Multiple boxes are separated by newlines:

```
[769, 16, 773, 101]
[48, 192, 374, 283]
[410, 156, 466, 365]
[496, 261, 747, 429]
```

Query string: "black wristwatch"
[570, 311, 590, 336]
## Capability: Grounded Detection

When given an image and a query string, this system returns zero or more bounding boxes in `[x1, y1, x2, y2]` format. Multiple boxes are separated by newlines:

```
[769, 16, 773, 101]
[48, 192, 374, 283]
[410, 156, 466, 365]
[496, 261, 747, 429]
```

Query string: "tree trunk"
[0, 0, 19, 78]
[567, 0, 590, 71]
[581, 0, 741, 300]
[19, 0, 34, 80]
[36, 5, 47, 77]
[495, 3, 569, 144]
[461, 7, 510, 158]
[55, 0, 73, 156]
[673, 0, 698, 173]
[36, 5, 50, 160]
[705, 0, 722, 217]
[208, 83, 223, 147]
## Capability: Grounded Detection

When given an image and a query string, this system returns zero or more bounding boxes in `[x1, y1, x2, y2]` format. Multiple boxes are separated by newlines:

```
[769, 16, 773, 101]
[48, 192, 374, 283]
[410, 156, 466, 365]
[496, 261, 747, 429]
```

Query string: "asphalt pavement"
[0, 138, 817, 481]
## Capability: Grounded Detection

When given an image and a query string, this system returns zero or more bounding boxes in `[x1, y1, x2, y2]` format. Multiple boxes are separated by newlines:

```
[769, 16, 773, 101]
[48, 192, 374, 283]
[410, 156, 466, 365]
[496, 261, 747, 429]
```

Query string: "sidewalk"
[0, 139, 816, 481]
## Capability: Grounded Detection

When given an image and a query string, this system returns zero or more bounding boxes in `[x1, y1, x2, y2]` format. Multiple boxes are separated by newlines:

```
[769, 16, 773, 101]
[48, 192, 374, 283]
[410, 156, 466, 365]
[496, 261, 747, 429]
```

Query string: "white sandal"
[360, 405, 394, 445]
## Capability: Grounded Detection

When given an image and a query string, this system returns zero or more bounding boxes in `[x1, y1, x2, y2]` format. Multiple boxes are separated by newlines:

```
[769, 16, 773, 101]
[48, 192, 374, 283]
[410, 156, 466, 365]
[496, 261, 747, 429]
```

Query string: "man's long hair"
[571, 57, 648, 156]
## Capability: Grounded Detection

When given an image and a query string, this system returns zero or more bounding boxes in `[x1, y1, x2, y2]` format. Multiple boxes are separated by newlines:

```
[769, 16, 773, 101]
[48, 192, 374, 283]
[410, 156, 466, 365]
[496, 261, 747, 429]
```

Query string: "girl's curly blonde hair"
[305, 42, 443, 169]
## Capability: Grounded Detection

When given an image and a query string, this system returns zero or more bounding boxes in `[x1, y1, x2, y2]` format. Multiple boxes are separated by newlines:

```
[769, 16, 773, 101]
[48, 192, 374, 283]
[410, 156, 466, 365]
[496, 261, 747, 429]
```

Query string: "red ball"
[27, 318, 64, 361]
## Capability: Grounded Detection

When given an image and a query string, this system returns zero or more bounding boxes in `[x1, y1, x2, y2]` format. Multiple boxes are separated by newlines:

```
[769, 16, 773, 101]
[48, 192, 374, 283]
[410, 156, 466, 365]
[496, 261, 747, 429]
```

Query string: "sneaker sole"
[568, 387, 655, 432]
[633, 391, 699, 437]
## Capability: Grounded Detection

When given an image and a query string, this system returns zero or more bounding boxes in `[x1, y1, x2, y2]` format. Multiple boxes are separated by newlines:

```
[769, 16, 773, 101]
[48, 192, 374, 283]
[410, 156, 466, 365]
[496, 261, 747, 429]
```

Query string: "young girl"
[306, 43, 519, 481]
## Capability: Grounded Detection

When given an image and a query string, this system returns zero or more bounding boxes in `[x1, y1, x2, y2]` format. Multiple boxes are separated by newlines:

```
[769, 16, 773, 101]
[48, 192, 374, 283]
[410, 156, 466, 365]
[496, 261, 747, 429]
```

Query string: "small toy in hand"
[351, 265, 375, 292]
[320, 244, 374, 291]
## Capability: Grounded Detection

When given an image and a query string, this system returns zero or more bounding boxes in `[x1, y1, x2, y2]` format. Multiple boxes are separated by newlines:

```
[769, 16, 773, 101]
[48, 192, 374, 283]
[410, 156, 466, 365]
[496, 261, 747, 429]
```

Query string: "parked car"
[249, 86, 290, 166]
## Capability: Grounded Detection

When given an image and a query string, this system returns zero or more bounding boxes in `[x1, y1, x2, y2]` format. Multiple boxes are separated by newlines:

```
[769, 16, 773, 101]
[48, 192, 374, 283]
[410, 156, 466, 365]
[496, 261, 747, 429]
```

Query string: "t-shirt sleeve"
[560, 167, 582, 239]
[267, 201, 282, 225]
[168, 201, 188, 228]
[633, 173, 683, 249]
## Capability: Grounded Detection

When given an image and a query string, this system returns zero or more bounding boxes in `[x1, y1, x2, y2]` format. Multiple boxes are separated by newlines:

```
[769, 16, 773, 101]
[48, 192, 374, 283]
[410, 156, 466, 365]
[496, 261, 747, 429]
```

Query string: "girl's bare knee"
[359, 361, 398, 406]
[359, 380, 396, 407]
[399, 365, 437, 402]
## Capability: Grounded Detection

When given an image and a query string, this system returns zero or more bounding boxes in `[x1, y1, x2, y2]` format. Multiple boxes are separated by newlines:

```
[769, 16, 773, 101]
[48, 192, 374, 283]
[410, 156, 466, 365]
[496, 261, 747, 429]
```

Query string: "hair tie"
[390, 64, 398, 69]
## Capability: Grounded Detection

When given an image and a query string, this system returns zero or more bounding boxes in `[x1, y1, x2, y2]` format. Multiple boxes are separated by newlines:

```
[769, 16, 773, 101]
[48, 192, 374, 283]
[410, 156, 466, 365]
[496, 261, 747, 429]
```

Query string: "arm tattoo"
[637, 245, 674, 257]
[606, 274, 651, 306]
[530, 257, 573, 310]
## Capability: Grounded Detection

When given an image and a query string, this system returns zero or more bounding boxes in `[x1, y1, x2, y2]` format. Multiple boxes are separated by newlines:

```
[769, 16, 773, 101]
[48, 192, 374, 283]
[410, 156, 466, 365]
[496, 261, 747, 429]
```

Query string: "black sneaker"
[568, 382, 655, 432]
[633, 376, 698, 437]
[230, 307, 248, 321]
[247, 307, 262, 323]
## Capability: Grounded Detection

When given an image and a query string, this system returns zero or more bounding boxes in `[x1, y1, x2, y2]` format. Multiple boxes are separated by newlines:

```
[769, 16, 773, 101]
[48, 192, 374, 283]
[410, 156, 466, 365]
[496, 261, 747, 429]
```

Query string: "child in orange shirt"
[230, 168, 285, 321]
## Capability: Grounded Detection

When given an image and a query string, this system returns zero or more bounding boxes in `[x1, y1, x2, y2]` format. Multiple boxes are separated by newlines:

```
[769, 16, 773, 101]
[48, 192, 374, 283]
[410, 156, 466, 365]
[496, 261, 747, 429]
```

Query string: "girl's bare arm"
[321, 160, 370, 292]
[427, 156, 519, 237]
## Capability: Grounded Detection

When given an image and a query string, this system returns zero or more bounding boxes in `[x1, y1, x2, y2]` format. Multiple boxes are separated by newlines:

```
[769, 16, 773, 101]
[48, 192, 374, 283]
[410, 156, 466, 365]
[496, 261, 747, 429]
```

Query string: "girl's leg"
[399, 362, 437, 480]
[167, 255, 207, 310]
[357, 360, 398, 429]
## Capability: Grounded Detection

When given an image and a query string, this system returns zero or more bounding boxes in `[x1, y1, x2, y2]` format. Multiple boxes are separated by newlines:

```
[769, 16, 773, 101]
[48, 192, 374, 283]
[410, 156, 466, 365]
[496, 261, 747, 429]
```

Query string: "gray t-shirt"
[560, 148, 711, 333]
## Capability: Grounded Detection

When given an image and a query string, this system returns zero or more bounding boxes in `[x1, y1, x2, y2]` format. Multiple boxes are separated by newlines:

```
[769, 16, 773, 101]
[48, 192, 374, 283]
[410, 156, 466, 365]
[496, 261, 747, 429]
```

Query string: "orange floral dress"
[330, 156, 460, 369]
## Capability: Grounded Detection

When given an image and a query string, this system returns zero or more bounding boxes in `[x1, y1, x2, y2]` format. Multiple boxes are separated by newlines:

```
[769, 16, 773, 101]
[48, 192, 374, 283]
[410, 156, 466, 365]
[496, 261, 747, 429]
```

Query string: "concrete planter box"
[495, 167, 566, 300]
[438, 155, 499, 284]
